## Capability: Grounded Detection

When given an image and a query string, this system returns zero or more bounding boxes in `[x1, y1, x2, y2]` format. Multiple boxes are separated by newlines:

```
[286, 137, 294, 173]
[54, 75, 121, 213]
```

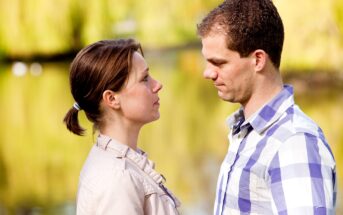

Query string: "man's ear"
[102, 90, 120, 109]
[252, 49, 267, 72]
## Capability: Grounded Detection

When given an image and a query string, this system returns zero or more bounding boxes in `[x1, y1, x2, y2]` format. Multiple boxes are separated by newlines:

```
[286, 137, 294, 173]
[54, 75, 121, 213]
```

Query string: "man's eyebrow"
[207, 58, 227, 64]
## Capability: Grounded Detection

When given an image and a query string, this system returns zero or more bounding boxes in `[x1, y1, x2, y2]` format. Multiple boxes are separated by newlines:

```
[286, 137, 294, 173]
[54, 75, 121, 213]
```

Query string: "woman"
[63, 39, 181, 214]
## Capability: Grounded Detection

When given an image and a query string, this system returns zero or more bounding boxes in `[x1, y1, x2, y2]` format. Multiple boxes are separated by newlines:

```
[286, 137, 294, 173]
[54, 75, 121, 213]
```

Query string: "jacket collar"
[96, 134, 165, 184]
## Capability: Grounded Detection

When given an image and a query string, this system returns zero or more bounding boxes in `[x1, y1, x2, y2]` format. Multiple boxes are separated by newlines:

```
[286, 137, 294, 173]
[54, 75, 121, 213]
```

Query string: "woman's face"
[119, 52, 162, 126]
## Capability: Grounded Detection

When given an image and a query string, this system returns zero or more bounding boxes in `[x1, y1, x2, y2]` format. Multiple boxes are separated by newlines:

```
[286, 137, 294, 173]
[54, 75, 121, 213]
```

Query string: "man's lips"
[214, 82, 225, 88]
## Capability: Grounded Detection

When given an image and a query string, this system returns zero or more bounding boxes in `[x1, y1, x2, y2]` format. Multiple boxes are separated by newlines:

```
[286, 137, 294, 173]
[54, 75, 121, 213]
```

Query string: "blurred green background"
[0, 0, 342, 214]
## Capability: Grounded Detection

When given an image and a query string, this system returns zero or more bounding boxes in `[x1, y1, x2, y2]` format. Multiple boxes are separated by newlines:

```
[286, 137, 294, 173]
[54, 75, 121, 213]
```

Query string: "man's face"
[201, 33, 255, 105]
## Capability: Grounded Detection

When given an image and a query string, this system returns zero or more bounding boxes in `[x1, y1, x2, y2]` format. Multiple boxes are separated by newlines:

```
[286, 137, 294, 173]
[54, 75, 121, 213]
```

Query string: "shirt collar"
[227, 85, 294, 134]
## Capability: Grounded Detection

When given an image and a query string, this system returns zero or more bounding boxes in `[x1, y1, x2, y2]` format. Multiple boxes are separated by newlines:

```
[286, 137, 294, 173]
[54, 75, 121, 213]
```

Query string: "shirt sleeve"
[77, 183, 96, 215]
[77, 169, 145, 215]
[268, 132, 336, 214]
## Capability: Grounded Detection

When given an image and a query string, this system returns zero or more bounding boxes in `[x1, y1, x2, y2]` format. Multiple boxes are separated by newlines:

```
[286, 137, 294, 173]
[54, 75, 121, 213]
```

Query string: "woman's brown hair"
[63, 39, 143, 135]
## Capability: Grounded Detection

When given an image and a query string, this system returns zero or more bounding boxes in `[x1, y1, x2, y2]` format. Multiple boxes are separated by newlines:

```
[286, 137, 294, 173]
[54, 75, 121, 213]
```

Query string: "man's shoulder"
[266, 105, 334, 166]
[291, 104, 321, 136]
[268, 104, 322, 142]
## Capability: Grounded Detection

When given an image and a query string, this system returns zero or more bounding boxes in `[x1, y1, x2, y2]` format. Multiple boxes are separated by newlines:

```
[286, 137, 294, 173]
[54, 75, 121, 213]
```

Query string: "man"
[197, 0, 337, 214]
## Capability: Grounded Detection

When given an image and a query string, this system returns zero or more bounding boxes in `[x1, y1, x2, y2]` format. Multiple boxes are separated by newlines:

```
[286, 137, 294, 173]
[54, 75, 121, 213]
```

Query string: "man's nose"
[203, 67, 218, 80]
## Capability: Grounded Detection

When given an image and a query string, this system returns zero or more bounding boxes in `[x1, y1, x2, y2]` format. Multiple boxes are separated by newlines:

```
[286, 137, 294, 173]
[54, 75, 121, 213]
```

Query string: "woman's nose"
[152, 79, 162, 93]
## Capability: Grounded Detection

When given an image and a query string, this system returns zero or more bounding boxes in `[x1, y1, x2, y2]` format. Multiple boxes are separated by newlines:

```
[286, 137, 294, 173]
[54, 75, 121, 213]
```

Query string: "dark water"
[0, 49, 342, 214]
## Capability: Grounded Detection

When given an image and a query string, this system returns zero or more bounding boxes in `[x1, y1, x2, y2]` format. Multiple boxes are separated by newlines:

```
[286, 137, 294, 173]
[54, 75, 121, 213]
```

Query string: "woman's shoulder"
[80, 145, 124, 173]
[78, 145, 146, 193]
[77, 145, 181, 214]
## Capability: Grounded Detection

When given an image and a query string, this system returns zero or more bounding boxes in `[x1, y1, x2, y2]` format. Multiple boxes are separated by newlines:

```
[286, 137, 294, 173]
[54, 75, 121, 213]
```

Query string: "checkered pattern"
[214, 85, 337, 215]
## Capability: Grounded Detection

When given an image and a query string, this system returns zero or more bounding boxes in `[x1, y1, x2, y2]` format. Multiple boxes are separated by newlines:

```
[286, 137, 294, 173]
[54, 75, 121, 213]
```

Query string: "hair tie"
[73, 102, 81, 111]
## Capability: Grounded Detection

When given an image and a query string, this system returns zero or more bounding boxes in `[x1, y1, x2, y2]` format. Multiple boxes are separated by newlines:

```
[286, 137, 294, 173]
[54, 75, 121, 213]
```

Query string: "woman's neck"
[99, 121, 141, 151]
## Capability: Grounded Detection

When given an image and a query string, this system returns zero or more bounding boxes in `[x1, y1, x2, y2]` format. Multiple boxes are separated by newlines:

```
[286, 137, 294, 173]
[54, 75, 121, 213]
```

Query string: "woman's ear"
[102, 90, 120, 109]
[252, 49, 267, 72]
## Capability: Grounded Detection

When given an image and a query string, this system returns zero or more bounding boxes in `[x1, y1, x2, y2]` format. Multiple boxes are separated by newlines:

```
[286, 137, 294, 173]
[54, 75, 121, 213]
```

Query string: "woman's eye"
[143, 76, 149, 82]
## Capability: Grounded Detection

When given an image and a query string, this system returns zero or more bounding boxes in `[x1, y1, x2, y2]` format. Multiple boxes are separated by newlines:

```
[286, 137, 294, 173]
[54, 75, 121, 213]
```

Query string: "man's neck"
[243, 77, 283, 120]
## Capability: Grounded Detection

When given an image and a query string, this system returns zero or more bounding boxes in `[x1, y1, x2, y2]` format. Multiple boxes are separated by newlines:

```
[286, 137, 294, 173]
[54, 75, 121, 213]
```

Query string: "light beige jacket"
[77, 134, 181, 215]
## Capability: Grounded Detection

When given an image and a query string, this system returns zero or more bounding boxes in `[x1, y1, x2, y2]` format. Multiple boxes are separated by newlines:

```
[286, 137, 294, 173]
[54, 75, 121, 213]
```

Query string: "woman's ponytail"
[63, 104, 85, 136]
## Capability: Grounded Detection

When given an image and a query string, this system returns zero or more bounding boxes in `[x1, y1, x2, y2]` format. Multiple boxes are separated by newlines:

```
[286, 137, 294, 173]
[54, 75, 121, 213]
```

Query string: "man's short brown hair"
[197, 0, 284, 68]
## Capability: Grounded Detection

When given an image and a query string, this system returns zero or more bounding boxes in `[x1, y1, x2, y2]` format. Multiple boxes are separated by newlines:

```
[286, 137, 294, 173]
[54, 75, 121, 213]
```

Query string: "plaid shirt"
[214, 85, 337, 215]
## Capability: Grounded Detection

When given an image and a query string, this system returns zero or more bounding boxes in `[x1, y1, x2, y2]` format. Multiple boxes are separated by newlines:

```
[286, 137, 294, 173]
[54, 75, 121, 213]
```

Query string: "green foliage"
[333, 0, 343, 44]
[0, 0, 179, 54]
[274, 0, 343, 71]
[1, 0, 341, 70]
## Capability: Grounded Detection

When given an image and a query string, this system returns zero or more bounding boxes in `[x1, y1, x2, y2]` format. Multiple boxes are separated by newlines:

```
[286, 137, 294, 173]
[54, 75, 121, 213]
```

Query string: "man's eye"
[210, 61, 225, 67]
[213, 62, 223, 67]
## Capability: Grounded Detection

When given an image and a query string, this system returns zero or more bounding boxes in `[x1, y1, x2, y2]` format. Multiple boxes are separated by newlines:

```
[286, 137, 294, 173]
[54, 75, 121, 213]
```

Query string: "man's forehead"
[201, 34, 229, 54]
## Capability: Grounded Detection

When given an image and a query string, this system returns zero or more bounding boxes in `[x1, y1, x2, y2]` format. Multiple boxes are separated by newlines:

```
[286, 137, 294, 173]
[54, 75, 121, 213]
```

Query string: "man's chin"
[218, 91, 229, 101]
[218, 92, 236, 103]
